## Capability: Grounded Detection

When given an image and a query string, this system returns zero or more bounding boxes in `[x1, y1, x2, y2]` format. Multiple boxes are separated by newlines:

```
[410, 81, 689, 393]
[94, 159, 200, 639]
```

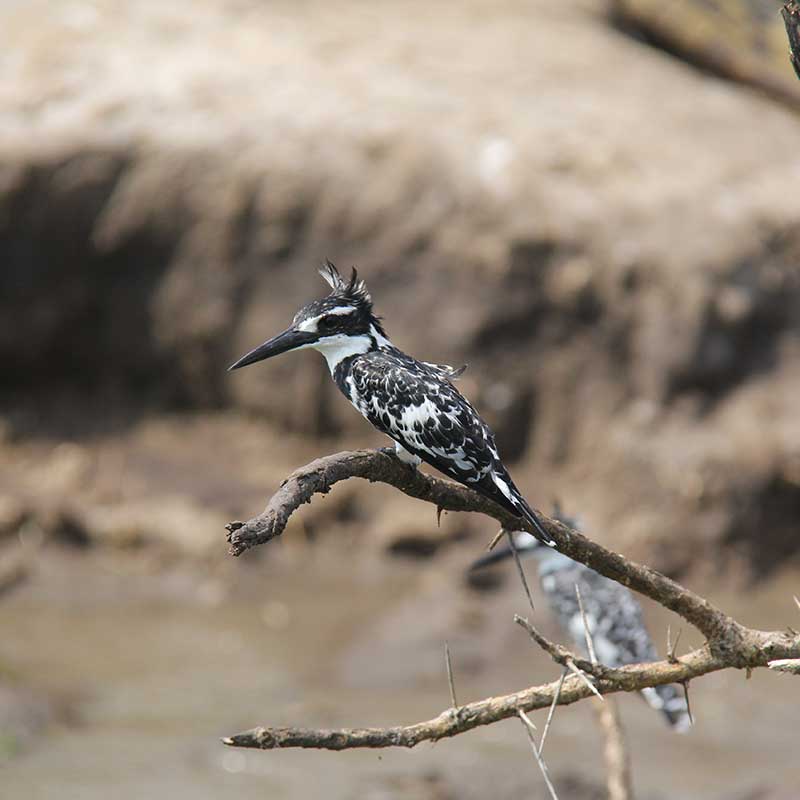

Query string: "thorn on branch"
[519, 710, 561, 800]
[538, 669, 567, 758]
[575, 583, 599, 666]
[594, 696, 633, 800]
[218, 447, 800, 751]
[444, 641, 459, 710]
[506, 529, 536, 612]
[681, 681, 694, 728]
[515, 614, 573, 664]
[667, 625, 682, 664]
[566, 660, 604, 701]
[222, 447, 739, 645]
[487, 528, 505, 552]
[514, 614, 604, 700]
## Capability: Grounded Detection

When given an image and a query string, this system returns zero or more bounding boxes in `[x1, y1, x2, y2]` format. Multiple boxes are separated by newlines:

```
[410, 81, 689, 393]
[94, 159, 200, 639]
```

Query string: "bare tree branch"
[611, 1, 800, 108]
[594, 698, 633, 800]
[227, 448, 735, 645]
[222, 633, 797, 751]
[519, 709, 560, 800]
[537, 669, 567, 758]
[222, 448, 800, 752]
[444, 641, 459, 710]
[579, 586, 634, 800]
[782, 1, 800, 81]
[514, 614, 604, 700]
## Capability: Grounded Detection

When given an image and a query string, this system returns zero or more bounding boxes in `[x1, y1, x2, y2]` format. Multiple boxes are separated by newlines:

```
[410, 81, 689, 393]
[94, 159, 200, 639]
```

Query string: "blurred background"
[1, 1, 799, 798]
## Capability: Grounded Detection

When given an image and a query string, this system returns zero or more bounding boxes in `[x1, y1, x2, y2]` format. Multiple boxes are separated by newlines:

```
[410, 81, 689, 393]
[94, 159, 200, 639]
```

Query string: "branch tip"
[219, 448, 800, 752]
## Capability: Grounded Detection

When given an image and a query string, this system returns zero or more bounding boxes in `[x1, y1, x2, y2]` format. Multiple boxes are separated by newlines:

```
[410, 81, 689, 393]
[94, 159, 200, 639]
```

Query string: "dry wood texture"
[222, 448, 800, 752]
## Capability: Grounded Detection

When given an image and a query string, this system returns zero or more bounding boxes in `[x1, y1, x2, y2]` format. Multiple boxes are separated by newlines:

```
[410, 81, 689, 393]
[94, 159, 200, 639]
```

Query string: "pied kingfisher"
[470, 508, 691, 732]
[229, 261, 555, 547]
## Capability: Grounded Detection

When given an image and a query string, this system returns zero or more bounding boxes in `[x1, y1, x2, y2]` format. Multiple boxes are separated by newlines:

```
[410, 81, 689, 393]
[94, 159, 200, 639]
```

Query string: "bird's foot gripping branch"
[223, 448, 800, 752]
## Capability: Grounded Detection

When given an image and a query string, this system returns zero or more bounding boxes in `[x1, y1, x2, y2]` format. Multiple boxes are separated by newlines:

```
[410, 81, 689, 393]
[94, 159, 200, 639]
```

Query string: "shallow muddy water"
[2, 543, 798, 800]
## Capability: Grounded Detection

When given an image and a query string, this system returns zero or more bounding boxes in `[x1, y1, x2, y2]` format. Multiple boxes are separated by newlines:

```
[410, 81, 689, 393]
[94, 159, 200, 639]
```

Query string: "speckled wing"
[543, 562, 658, 666]
[345, 349, 497, 484]
[541, 562, 690, 731]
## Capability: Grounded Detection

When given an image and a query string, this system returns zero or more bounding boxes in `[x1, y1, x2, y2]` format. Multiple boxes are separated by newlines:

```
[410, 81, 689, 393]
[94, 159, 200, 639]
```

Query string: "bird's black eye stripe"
[318, 315, 337, 331]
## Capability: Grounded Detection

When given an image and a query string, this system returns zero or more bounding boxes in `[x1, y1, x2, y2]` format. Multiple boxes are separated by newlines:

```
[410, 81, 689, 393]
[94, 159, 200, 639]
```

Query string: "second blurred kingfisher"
[229, 261, 555, 546]
[469, 507, 692, 732]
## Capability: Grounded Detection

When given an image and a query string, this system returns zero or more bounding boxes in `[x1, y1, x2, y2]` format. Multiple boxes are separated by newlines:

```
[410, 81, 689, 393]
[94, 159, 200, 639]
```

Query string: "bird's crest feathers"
[319, 260, 372, 308]
[318, 260, 387, 337]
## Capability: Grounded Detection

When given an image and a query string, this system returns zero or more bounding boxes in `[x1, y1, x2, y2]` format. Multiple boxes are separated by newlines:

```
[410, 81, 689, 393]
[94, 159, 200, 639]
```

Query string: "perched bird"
[470, 509, 691, 732]
[229, 261, 555, 546]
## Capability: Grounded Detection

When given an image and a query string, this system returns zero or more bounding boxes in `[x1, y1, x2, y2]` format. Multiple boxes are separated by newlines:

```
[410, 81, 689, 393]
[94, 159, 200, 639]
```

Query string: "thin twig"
[222, 632, 800, 751]
[519, 710, 560, 800]
[667, 626, 682, 664]
[514, 614, 604, 700]
[538, 669, 567, 757]
[506, 529, 536, 612]
[514, 615, 584, 666]
[566, 660, 603, 700]
[594, 698, 633, 800]
[575, 583, 598, 665]
[574, 585, 604, 701]
[444, 641, 459, 709]
[667, 625, 673, 661]
[581, 586, 633, 799]
[486, 528, 505, 551]
[221, 448, 800, 752]
[224, 448, 738, 644]
[794, 595, 800, 614]
[682, 682, 694, 727]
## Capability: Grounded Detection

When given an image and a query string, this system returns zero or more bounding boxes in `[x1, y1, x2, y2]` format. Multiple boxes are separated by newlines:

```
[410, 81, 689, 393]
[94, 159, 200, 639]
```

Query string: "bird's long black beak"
[228, 327, 316, 371]
[468, 545, 515, 572]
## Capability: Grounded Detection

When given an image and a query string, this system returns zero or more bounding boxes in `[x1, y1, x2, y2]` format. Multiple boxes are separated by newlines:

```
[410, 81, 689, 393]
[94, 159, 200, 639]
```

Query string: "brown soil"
[1, 1, 799, 797]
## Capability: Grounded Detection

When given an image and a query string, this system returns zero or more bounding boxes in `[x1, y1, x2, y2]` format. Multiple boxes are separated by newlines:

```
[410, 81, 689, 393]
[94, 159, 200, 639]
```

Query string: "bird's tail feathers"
[489, 470, 556, 547]
[518, 500, 558, 548]
[640, 685, 692, 733]
[490, 472, 556, 548]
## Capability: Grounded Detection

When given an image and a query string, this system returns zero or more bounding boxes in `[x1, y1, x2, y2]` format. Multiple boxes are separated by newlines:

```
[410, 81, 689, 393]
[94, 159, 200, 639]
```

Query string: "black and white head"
[229, 261, 390, 372]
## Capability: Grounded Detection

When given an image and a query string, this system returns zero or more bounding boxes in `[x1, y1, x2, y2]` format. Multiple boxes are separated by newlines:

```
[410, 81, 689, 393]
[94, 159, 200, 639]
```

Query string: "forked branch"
[228, 448, 729, 644]
[223, 448, 800, 752]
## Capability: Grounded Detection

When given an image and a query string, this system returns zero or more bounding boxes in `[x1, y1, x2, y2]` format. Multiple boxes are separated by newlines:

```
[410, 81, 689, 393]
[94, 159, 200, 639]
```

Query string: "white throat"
[369, 324, 392, 350]
[312, 334, 373, 372]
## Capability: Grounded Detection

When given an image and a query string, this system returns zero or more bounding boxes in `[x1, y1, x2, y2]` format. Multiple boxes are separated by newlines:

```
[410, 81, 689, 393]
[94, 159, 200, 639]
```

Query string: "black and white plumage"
[470, 510, 691, 732]
[229, 261, 555, 547]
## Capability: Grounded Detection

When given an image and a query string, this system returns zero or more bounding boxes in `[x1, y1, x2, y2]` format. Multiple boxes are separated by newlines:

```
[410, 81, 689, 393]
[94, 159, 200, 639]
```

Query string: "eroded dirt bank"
[2, 0, 800, 576]
[1, 1, 799, 797]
